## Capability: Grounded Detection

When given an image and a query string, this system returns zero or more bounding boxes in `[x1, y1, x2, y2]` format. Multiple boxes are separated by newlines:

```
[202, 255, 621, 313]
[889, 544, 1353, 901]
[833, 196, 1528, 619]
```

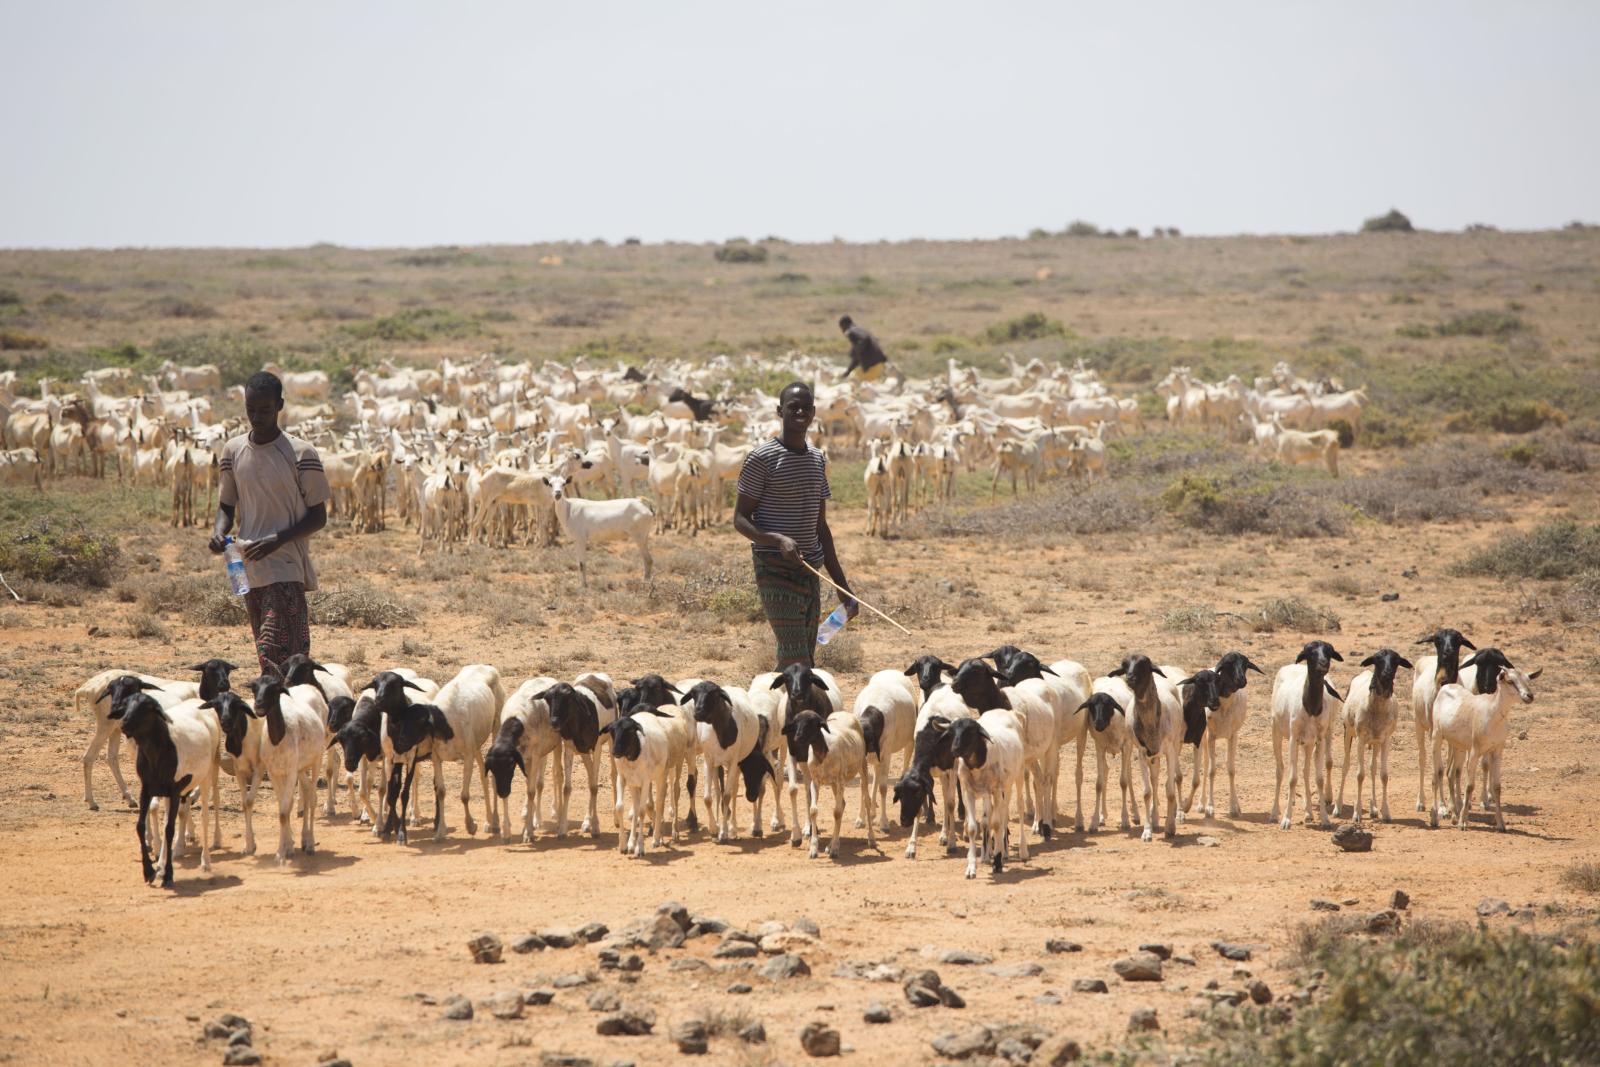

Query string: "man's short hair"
[838, 315, 853, 329]
[245, 370, 284, 403]
[779, 381, 813, 404]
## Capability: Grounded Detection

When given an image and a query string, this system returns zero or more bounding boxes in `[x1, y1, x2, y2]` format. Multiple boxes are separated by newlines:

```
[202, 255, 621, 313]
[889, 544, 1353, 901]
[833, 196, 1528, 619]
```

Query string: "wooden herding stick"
[800, 560, 915, 636]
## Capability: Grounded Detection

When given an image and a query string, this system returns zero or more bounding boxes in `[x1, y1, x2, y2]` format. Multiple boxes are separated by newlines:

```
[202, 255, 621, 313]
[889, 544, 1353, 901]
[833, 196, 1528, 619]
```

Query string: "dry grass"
[1559, 861, 1600, 894]
[1161, 603, 1218, 633]
[1252, 596, 1341, 634]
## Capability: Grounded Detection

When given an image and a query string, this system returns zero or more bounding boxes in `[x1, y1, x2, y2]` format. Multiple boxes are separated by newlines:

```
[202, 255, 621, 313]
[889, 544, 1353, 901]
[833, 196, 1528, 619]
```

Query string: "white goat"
[782, 710, 872, 859]
[1271, 641, 1344, 830]
[852, 669, 919, 833]
[426, 664, 505, 839]
[545, 474, 653, 587]
[1336, 649, 1413, 825]
[1431, 656, 1539, 832]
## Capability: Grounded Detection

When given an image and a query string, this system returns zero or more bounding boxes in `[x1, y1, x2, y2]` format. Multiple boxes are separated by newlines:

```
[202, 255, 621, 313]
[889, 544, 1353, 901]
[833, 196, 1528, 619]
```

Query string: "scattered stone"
[1045, 939, 1082, 954]
[1112, 953, 1163, 982]
[760, 954, 811, 981]
[1032, 1033, 1083, 1065]
[441, 995, 474, 1021]
[487, 991, 525, 1020]
[727, 982, 753, 995]
[553, 973, 595, 989]
[738, 1021, 767, 1045]
[1477, 898, 1511, 917]
[1128, 1008, 1159, 1033]
[1137, 942, 1173, 960]
[524, 988, 556, 1006]
[595, 1008, 655, 1036]
[1072, 978, 1108, 994]
[1310, 898, 1341, 912]
[1342, 898, 1360, 906]
[761, 931, 819, 955]
[1196, 835, 1221, 847]
[587, 990, 621, 1013]
[996, 1037, 1032, 1062]
[669, 958, 709, 973]
[931, 1026, 994, 1060]
[539, 1055, 594, 1067]
[645, 914, 686, 951]
[1211, 942, 1253, 962]
[1390, 889, 1410, 911]
[538, 927, 578, 949]
[227, 1031, 252, 1048]
[794, 916, 821, 937]
[905, 984, 941, 1008]
[714, 939, 759, 959]
[467, 931, 504, 963]
[937, 948, 993, 966]
[722, 927, 759, 943]
[1173, 954, 1197, 966]
[575, 921, 609, 943]
[1247, 980, 1272, 1005]
[223, 1050, 262, 1066]
[1380, 592, 1400, 602]
[864, 1002, 892, 1024]
[1203, 989, 1246, 1006]
[203, 1021, 232, 1040]
[799, 1021, 841, 1057]
[658, 901, 692, 931]
[670, 1019, 709, 1055]
[691, 915, 729, 935]
[1205, 978, 1220, 990]
[514, 933, 548, 954]
[938, 986, 967, 1009]
[318, 1059, 352, 1067]
[986, 962, 1044, 978]
[1232, 965, 1253, 978]
[1034, 992, 1062, 1006]
[1366, 910, 1401, 934]
[833, 960, 904, 982]
[757, 920, 788, 937]
[1332, 825, 1372, 853]
[618, 954, 643, 973]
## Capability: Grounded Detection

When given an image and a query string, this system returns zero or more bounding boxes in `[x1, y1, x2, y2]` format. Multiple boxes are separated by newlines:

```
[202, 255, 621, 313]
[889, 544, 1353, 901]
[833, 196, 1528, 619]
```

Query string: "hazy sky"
[4, 2, 1596, 248]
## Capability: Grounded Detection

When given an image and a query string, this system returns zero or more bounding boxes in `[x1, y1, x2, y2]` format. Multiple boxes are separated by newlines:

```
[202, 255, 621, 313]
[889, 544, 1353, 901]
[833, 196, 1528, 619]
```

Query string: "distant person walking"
[837, 314, 890, 382]
[209, 371, 330, 675]
[734, 382, 858, 669]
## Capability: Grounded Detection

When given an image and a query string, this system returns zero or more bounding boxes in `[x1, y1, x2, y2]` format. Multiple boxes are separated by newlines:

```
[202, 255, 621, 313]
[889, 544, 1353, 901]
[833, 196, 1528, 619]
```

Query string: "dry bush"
[0, 519, 120, 586]
[815, 629, 863, 674]
[1560, 861, 1600, 894]
[309, 582, 417, 628]
[1161, 603, 1217, 632]
[672, 564, 764, 623]
[914, 479, 1157, 538]
[1454, 520, 1600, 581]
[1252, 596, 1341, 634]
[127, 616, 171, 642]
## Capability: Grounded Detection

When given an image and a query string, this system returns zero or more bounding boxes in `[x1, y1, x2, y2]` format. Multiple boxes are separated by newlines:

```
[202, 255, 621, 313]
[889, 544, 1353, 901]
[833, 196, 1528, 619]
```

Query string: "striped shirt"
[736, 437, 831, 564]
[218, 432, 331, 591]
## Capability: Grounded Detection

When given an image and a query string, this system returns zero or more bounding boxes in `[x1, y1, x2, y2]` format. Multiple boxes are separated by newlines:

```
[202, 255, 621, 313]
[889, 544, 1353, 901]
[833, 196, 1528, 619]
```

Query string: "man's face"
[778, 390, 815, 436]
[244, 388, 281, 436]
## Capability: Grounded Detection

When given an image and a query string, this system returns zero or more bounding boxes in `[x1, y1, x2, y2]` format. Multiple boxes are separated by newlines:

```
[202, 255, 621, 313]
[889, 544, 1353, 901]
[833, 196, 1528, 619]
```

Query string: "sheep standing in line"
[424, 664, 505, 840]
[948, 659, 1057, 842]
[536, 673, 618, 837]
[246, 675, 327, 864]
[604, 710, 680, 857]
[1080, 688, 1139, 833]
[745, 672, 788, 836]
[948, 712, 1027, 878]
[1337, 649, 1413, 825]
[1193, 651, 1263, 819]
[1410, 628, 1476, 814]
[1271, 641, 1344, 830]
[890, 684, 973, 858]
[1108, 654, 1185, 841]
[484, 676, 559, 841]
[1173, 669, 1222, 819]
[1431, 652, 1539, 831]
[782, 709, 872, 859]
[77, 660, 233, 811]
[851, 669, 919, 834]
[770, 665, 844, 839]
[680, 680, 769, 843]
[112, 690, 220, 887]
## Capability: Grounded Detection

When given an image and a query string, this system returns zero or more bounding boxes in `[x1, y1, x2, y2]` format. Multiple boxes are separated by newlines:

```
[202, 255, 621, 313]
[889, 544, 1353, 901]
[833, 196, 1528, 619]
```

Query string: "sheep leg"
[199, 777, 214, 873]
[429, 753, 448, 840]
[554, 748, 572, 837]
[1459, 753, 1477, 830]
[1429, 737, 1445, 829]
[787, 765, 804, 847]
[137, 787, 155, 884]
[719, 763, 736, 842]
[1088, 745, 1105, 833]
[382, 762, 403, 841]
[636, 533, 652, 583]
[1282, 735, 1299, 831]
[963, 775, 981, 879]
[1490, 753, 1505, 832]
[242, 771, 260, 855]
[856, 756, 872, 829]
[1074, 733, 1086, 831]
[459, 755, 478, 836]
[619, 780, 636, 855]
[82, 718, 117, 810]
[651, 762, 670, 848]
[275, 771, 294, 865]
[300, 769, 316, 855]
[1138, 754, 1156, 843]
[521, 754, 538, 843]
[159, 793, 179, 888]
[1164, 753, 1179, 839]
[863, 769, 877, 850]
[1415, 717, 1429, 813]
[1272, 725, 1288, 829]
[397, 758, 419, 845]
[1377, 740, 1390, 822]
[808, 782, 823, 860]
[1337, 726, 1354, 818]
[582, 753, 602, 836]
[1202, 732, 1217, 817]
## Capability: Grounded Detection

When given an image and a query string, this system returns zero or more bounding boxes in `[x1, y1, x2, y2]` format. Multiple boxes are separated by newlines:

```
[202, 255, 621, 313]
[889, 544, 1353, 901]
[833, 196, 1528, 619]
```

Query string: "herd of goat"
[82, 629, 1535, 888]
[2, 352, 1363, 560]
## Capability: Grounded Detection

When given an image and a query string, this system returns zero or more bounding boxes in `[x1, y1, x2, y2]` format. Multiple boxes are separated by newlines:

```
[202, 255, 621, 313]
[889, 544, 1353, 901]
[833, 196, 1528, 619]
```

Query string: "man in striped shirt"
[735, 382, 858, 669]
[208, 371, 330, 674]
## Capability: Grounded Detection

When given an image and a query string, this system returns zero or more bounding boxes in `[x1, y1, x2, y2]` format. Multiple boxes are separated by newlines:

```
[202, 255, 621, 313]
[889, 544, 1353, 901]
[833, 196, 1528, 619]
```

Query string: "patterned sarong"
[753, 555, 821, 669]
[245, 580, 311, 675]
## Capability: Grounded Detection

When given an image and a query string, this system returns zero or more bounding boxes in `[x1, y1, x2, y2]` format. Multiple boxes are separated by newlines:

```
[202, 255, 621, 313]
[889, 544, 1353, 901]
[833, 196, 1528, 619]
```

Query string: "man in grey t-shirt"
[208, 371, 331, 674]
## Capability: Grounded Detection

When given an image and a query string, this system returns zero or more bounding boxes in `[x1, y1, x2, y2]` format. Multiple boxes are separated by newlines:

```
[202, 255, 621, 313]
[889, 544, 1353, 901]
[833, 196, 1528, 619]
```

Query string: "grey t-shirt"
[736, 438, 831, 565]
[218, 432, 331, 591]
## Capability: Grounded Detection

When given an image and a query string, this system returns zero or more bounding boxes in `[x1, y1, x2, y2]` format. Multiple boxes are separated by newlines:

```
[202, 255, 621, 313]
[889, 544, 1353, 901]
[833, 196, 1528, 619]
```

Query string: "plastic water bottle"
[816, 604, 849, 646]
[223, 537, 250, 596]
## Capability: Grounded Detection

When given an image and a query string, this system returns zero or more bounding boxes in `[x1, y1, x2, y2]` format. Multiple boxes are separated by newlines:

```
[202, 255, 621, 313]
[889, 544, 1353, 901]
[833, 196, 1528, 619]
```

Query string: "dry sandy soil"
[3, 473, 1598, 1067]
[2, 229, 1598, 1065]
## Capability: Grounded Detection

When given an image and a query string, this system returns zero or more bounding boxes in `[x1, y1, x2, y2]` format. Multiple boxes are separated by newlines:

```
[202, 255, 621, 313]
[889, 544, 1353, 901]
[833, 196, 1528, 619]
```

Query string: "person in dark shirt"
[838, 315, 889, 382]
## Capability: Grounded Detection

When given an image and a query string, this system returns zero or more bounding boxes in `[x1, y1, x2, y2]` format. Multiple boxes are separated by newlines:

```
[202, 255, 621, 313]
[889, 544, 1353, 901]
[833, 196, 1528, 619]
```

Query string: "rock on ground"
[467, 932, 503, 963]
[1111, 953, 1163, 982]
[799, 1021, 841, 1057]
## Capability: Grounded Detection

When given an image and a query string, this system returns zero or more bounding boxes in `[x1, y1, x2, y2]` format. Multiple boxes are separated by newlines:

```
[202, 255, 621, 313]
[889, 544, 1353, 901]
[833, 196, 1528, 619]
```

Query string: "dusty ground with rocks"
[3, 475, 1598, 1067]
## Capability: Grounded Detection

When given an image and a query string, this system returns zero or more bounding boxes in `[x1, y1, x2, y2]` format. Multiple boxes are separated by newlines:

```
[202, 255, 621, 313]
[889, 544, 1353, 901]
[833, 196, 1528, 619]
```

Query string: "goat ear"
[936, 660, 958, 676]
[1176, 674, 1198, 687]
[513, 750, 526, 772]
[1040, 664, 1058, 676]
[809, 676, 831, 695]
[1360, 654, 1379, 667]
[1151, 666, 1167, 678]
[1245, 658, 1264, 674]
[1526, 668, 1543, 681]
[975, 725, 992, 742]
[643, 708, 673, 718]
[96, 685, 112, 703]
[1397, 656, 1414, 670]
[137, 680, 163, 691]
[325, 733, 341, 751]
[400, 679, 426, 692]
[1460, 636, 1477, 650]
[1295, 648, 1309, 663]
[781, 718, 797, 736]
[1076, 699, 1095, 713]
[769, 675, 787, 690]
[1415, 635, 1436, 646]
[665, 683, 682, 697]
[1459, 652, 1480, 669]
[222, 661, 239, 671]
[159, 710, 174, 724]
[1108, 665, 1127, 677]
[1328, 648, 1344, 662]
[1324, 681, 1342, 701]
[928, 715, 951, 732]
[531, 688, 552, 701]
[902, 664, 919, 676]
[185, 662, 208, 672]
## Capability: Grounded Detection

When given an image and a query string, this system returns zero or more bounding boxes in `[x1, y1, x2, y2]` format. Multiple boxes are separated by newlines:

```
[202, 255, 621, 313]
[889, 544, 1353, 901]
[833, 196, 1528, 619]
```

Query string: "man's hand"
[207, 534, 228, 554]
[773, 534, 802, 565]
[240, 534, 283, 561]
[839, 590, 860, 619]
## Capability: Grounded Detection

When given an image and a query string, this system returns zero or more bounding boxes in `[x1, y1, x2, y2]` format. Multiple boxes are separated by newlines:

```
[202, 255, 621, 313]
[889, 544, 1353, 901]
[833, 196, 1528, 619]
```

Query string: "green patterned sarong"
[753, 554, 822, 668]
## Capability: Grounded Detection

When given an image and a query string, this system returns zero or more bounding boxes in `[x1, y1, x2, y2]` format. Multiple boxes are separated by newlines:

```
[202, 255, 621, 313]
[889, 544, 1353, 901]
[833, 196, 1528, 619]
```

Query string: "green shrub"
[1027, 227, 1052, 240]
[1435, 310, 1524, 338]
[713, 241, 769, 264]
[0, 518, 119, 586]
[1500, 434, 1589, 472]
[1198, 924, 1600, 1066]
[0, 288, 21, 306]
[344, 308, 481, 342]
[1361, 208, 1414, 233]
[147, 298, 218, 319]
[1062, 220, 1101, 237]
[1453, 520, 1600, 580]
[0, 330, 48, 351]
[981, 311, 1067, 344]
[1394, 323, 1432, 339]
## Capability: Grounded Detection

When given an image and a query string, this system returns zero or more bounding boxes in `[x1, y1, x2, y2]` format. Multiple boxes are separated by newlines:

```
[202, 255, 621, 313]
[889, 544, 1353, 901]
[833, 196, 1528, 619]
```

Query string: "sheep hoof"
[1279, 819, 1292, 831]
[853, 818, 865, 829]
[965, 865, 977, 879]
[752, 827, 763, 839]
[808, 844, 819, 859]
[88, 801, 100, 812]
[904, 844, 916, 859]
[1141, 828, 1154, 842]
[1039, 824, 1053, 841]
[992, 853, 1003, 874]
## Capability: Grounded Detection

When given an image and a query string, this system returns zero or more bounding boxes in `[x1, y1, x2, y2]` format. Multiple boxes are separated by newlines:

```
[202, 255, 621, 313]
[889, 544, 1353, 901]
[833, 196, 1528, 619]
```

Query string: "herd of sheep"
[1, 350, 1365, 564]
[81, 628, 1536, 888]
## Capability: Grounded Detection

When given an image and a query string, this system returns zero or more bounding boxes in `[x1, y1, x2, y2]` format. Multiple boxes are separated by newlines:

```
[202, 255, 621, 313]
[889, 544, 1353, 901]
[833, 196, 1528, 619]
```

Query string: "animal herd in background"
[80, 628, 1536, 888]
[1, 351, 1365, 560]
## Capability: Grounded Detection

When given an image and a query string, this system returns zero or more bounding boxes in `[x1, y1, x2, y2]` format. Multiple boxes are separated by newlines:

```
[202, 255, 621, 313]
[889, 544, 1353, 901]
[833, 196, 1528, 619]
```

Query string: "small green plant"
[0, 519, 120, 587]
[981, 311, 1067, 344]
[1435, 310, 1524, 338]
[1394, 323, 1433, 339]
[344, 307, 481, 342]
[713, 241, 769, 264]
[1454, 520, 1600, 580]
[1062, 220, 1101, 237]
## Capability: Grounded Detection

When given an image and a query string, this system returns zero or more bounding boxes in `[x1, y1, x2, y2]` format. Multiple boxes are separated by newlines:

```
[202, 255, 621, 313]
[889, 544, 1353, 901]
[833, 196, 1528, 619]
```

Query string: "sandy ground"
[2, 468, 1598, 1067]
